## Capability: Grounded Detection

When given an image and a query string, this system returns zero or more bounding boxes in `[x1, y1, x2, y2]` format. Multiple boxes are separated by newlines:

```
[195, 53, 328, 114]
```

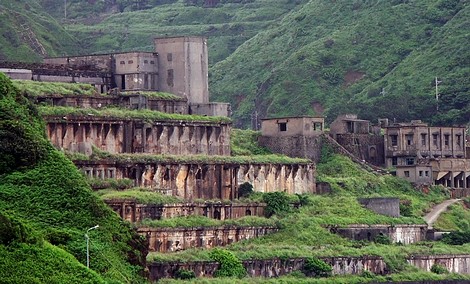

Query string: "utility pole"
[64, 0, 67, 19]
[85, 225, 99, 269]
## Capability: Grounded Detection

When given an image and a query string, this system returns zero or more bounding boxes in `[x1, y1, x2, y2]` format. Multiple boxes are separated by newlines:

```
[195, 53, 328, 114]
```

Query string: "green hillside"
[0, 73, 145, 282]
[0, 0, 78, 62]
[46, 0, 305, 64]
[210, 0, 469, 127]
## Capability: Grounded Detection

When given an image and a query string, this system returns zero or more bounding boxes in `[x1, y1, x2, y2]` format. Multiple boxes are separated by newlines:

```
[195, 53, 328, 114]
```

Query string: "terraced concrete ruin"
[2, 35, 470, 282]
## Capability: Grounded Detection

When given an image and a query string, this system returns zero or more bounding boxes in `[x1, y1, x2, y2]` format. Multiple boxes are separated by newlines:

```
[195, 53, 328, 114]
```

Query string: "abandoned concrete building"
[1, 36, 229, 117]
[260, 114, 470, 195]
[384, 120, 469, 191]
[258, 116, 325, 162]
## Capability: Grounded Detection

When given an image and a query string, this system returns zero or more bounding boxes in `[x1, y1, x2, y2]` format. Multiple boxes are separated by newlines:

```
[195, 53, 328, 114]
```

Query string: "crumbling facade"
[258, 116, 324, 162]
[384, 120, 469, 188]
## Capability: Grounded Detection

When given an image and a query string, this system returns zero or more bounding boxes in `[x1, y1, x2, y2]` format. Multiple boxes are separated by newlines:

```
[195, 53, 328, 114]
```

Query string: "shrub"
[430, 263, 448, 274]
[374, 233, 392, 245]
[263, 191, 291, 217]
[238, 182, 253, 198]
[209, 248, 246, 278]
[175, 268, 196, 279]
[303, 257, 332, 277]
[441, 231, 470, 245]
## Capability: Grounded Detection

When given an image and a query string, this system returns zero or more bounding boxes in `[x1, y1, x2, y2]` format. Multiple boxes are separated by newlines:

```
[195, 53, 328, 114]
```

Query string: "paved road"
[424, 199, 461, 229]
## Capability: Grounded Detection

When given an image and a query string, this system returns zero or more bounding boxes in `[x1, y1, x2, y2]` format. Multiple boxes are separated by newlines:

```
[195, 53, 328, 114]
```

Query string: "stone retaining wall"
[332, 224, 428, 245]
[408, 254, 470, 274]
[139, 226, 278, 253]
[148, 256, 387, 281]
[104, 200, 266, 223]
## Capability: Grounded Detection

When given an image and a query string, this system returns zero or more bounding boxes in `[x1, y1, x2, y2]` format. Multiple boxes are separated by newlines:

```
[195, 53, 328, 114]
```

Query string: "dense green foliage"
[441, 231, 470, 246]
[209, 248, 246, 278]
[0, 74, 49, 175]
[303, 257, 332, 277]
[96, 188, 183, 204]
[0, 73, 145, 282]
[431, 263, 449, 275]
[263, 191, 291, 217]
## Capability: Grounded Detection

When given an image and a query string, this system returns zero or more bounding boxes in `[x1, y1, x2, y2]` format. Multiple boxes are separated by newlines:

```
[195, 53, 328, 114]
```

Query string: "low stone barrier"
[408, 254, 470, 274]
[139, 226, 278, 252]
[331, 224, 428, 244]
[148, 256, 388, 281]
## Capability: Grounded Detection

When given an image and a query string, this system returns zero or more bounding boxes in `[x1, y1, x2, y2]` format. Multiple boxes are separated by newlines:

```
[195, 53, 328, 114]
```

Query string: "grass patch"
[231, 129, 271, 156]
[139, 215, 279, 229]
[38, 105, 232, 123]
[96, 188, 182, 204]
[13, 80, 98, 97]
[120, 91, 185, 101]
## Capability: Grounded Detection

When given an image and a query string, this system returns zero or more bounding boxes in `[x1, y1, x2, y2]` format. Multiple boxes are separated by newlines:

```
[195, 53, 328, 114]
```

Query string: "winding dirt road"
[423, 199, 461, 229]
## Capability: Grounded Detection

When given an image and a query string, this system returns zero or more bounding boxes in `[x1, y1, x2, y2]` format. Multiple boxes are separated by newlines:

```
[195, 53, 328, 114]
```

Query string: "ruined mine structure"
[76, 159, 316, 200]
[104, 200, 266, 223]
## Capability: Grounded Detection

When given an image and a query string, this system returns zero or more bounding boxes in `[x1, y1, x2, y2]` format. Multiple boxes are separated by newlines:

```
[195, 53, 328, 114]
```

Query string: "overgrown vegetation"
[120, 91, 184, 100]
[38, 105, 232, 123]
[13, 80, 98, 97]
[0, 73, 145, 282]
[139, 215, 278, 228]
[74, 152, 311, 165]
[96, 188, 183, 204]
[303, 257, 332, 278]
[230, 129, 271, 156]
[209, 248, 246, 278]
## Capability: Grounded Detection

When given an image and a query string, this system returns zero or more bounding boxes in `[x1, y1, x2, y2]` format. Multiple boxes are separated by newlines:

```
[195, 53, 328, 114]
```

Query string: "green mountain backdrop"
[1, 0, 468, 127]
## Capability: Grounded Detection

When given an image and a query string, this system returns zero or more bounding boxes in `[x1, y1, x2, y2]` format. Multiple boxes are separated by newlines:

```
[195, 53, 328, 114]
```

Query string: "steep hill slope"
[210, 0, 469, 127]
[52, 0, 306, 64]
[0, 0, 78, 62]
[0, 73, 146, 282]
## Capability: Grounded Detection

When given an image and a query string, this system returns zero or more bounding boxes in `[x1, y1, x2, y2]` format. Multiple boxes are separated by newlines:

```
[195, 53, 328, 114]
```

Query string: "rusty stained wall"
[258, 135, 323, 163]
[139, 226, 278, 252]
[148, 256, 387, 281]
[104, 200, 265, 223]
[77, 161, 315, 200]
[408, 255, 470, 274]
[35, 94, 188, 114]
[46, 117, 230, 156]
[332, 224, 427, 245]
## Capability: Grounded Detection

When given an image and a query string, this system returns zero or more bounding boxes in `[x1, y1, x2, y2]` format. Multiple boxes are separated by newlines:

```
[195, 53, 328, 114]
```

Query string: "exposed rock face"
[77, 160, 316, 200]
[104, 200, 266, 223]
[139, 226, 278, 252]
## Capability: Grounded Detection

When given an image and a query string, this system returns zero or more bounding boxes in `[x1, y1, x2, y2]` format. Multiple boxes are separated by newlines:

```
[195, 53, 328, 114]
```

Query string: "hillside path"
[424, 199, 461, 229]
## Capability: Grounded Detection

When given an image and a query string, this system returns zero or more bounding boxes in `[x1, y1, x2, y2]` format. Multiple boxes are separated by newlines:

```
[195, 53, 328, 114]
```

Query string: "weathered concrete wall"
[332, 224, 427, 245]
[77, 160, 316, 200]
[45, 116, 231, 156]
[104, 200, 266, 223]
[155, 37, 209, 104]
[358, 197, 400, 217]
[148, 256, 387, 281]
[408, 255, 470, 274]
[190, 102, 231, 117]
[258, 135, 322, 162]
[335, 133, 384, 166]
[35, 94, 188, 114]
[139, 226, 278, 252]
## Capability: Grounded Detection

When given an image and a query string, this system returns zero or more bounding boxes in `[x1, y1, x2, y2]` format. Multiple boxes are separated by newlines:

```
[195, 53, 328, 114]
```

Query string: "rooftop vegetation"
[38, 105, 232, 123]
[120, 90, 185, 100]
[139, 215, 279, 229]
[96, 188, 183, 204]
[12, 80, 98, 97]
[79, 152, 312, 165]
